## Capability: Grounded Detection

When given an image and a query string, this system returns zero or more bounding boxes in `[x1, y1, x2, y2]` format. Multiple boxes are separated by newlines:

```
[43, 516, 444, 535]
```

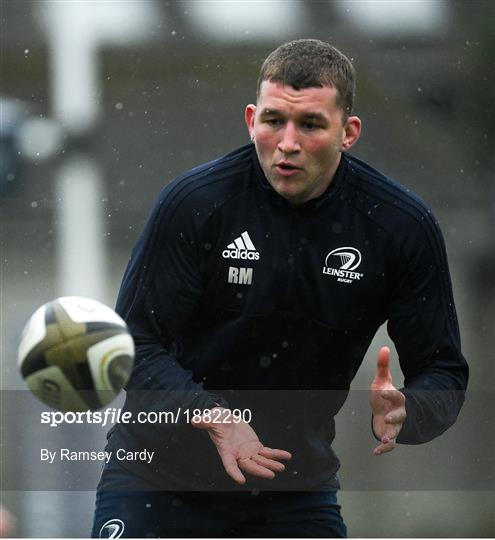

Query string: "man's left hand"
[192, 407, 291, 484]
[370, 346, 407, 455]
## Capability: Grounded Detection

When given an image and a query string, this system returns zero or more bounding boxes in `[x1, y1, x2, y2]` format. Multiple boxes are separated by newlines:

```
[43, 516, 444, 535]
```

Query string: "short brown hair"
[257, 39, 356, 118]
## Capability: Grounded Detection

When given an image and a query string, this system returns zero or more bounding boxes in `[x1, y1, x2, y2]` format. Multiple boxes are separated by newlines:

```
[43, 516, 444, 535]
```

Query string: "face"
[245, 81, 361, 205]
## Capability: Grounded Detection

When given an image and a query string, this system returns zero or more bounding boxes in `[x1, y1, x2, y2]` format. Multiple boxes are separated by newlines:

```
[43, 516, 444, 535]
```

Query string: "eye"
[264, 118, 283, 126]
[302, 122, 320, 131]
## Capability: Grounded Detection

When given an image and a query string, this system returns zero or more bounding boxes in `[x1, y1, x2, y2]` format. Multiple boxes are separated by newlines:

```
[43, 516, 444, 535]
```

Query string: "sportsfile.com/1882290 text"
[40, 407, 253, 428]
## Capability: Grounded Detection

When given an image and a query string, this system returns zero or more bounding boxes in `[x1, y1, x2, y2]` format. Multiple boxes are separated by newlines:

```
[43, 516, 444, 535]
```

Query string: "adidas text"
[223, 249, 260, 260]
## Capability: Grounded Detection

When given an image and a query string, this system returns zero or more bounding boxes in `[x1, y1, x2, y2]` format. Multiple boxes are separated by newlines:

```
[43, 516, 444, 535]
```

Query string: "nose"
[277, 122, 301, 155]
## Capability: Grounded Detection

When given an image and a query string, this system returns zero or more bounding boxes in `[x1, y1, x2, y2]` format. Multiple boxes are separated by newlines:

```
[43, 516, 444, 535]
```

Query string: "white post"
[55, 156, 106, 301]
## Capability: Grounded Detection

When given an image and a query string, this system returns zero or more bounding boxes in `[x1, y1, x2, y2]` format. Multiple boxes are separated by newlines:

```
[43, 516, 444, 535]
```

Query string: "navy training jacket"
[107, 144, 468, 491]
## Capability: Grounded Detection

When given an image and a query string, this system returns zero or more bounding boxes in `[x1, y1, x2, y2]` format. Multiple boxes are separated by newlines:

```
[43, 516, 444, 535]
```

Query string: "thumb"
[191, 407, 227, 430]
[191, 413, 213, 430]
[373, 346, 392, 385]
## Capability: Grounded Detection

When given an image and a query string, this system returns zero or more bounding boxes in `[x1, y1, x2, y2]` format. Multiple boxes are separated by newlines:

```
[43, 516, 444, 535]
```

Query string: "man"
[92, 39, 468, 538]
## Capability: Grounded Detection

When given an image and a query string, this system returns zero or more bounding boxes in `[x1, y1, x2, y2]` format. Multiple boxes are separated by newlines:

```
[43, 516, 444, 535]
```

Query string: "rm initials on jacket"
[222, 231, 260, 260]
[228, 267, 253, 285]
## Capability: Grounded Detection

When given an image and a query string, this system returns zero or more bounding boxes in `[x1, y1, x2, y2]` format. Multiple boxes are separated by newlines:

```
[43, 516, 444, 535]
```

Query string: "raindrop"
[259, 356, 271, 368]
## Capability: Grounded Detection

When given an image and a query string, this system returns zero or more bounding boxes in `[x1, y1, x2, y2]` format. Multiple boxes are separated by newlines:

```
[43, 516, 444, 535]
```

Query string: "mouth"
[275, 161, 302, 177]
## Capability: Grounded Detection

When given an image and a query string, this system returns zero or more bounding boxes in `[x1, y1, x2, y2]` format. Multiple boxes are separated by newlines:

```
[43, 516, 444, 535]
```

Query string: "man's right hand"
[192, 407, 292, 485]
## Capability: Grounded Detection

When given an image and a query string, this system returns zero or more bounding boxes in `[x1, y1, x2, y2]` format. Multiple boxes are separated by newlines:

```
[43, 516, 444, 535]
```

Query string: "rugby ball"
[18, 296, 134, 412]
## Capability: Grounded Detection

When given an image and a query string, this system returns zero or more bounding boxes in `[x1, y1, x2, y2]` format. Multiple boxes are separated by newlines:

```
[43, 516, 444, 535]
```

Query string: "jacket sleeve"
[115, 181, 228, 416]
[385, 209, 469, 444]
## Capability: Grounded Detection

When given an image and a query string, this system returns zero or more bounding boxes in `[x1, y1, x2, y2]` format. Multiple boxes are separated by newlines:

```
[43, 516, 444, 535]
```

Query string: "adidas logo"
[222, 231, 260, 260]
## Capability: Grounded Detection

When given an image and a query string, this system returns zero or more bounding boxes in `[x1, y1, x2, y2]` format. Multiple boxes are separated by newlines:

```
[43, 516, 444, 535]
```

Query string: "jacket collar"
[251, 144, 348, 210]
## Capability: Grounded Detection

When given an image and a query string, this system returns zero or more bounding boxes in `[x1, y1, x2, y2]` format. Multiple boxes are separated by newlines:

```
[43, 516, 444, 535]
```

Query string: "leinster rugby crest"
[323, 247, 364, 284]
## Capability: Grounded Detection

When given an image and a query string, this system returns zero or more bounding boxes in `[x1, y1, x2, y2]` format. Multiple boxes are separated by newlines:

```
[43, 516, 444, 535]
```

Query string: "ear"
[245, 104, 257, 140]
[341, 116, 362, 151]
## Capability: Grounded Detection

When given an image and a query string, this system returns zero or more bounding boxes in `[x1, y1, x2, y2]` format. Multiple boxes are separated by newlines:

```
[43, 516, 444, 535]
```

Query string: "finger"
[373, 439, 396, 456]
[374, 347, 392, 383]
[381, 389, 405, 406]
[384, 410, 407, 425]
[259, 447, 292, 461]
[380, 427, 402, 444]
[238, 458, 276, 480]
[251, 454, 286, 472]
[380, 416, 404, 442]
[219, 453, 246, 485]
